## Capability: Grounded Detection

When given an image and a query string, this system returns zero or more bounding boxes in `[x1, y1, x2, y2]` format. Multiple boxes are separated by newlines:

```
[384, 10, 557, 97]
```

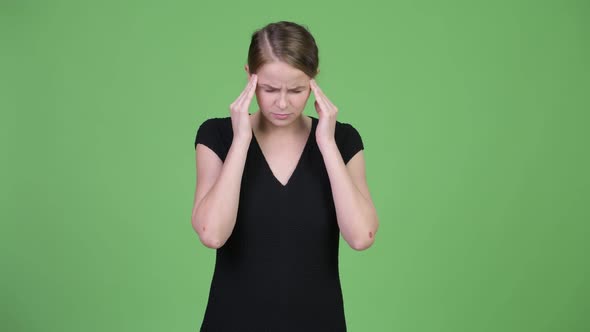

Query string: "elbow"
[349, 219, 379, 251]
[192, 217, 223, 249]
[348, 230, 376, 251]
[349, 237, 375, 251]
[200, 234, 223, 249]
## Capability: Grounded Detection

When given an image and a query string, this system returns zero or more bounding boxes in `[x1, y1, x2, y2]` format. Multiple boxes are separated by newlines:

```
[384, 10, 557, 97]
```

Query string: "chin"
[261, 111, 293, 124]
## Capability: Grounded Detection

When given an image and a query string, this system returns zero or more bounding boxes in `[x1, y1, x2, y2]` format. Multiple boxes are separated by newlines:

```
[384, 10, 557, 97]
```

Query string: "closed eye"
[264, 89, 303, 94]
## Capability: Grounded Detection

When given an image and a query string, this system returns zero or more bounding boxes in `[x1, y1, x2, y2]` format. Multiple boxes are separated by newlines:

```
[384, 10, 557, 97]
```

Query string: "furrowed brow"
[259, 84, 306, 90]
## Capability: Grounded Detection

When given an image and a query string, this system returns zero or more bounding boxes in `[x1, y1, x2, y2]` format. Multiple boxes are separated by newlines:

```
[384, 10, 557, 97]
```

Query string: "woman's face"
[246, 61, 312, 126]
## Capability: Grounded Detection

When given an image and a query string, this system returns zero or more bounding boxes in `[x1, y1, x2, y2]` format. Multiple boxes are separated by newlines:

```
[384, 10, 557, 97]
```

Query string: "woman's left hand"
[310, 79, 338, 147]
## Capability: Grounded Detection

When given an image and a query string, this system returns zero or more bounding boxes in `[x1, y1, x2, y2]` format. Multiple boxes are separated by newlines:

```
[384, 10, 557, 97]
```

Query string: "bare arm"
[310, 79, 379, 251]
[192, 138, 250, 249]
[319, 143, 379, 251]
[191, 74, 258, 249]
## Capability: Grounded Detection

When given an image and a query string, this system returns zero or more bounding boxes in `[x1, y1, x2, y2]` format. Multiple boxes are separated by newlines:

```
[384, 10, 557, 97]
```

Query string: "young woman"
[192, 21, 379, 331]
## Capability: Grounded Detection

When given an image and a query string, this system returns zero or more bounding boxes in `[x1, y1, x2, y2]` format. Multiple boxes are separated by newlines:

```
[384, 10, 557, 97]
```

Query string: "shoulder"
[333, 119, 364, 164]
[199, 116, 232, 132]
[334, 119, 362, 144]
[194, 116, 233, 161]
[195, 117, 232, 139]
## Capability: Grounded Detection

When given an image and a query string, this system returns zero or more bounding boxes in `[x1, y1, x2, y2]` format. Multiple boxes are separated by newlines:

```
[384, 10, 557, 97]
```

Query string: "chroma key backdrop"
[1, 0, 588, 331]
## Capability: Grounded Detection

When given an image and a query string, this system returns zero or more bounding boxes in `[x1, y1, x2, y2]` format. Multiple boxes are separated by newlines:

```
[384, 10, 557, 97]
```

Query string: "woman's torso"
[200, 115, 347, 332]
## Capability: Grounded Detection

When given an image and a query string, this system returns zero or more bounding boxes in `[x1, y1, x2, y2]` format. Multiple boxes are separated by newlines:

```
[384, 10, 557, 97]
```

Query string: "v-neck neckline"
[252, 115, 316, 188]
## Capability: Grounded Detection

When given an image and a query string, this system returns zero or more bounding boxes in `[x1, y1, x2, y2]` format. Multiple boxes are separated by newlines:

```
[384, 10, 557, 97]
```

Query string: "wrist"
[232, 136, 252, 149]
[317, 138, 337, 152]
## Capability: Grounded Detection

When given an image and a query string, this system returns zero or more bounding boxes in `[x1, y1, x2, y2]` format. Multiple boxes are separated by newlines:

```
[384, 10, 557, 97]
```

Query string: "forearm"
[194, 138, 250, 248]
[319, 140, 378, 250]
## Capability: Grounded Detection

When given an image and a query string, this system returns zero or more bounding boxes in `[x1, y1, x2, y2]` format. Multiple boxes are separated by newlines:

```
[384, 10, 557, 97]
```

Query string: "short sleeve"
[194, 118, 227, 162]
[339, 123, 364, 164]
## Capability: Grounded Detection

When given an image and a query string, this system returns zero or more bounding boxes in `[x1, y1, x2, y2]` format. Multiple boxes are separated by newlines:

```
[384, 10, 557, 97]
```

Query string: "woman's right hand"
[229, 74, 258, 143]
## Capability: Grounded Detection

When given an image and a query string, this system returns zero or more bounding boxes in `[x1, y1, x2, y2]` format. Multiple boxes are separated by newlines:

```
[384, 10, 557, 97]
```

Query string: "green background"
[2, 0, 588, 331]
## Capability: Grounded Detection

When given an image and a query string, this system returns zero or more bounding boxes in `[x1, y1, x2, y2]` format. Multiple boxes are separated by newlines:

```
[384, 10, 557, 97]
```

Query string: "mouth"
[271, 112, 291, 119]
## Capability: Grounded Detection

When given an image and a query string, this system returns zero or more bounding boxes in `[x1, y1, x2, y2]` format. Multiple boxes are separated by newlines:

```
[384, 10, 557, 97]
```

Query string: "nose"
[277, 92, 288, 110]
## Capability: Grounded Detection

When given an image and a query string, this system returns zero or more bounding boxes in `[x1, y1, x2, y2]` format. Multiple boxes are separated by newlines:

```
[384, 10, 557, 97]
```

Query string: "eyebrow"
[259, 84, 307, 90]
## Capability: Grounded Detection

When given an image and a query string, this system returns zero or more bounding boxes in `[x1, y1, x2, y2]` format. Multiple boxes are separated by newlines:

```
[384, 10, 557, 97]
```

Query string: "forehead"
[256, 61, 309, 87]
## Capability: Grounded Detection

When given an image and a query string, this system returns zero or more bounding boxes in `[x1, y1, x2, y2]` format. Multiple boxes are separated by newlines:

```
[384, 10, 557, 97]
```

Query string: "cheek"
[256, 93, 271, 105]
[294, 94, 309, 106]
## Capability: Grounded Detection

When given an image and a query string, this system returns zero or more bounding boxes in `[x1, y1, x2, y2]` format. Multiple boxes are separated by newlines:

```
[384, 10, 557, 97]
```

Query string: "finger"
[243, 75, 258, 106]
[314, 100, 323, 114]
[311, 80, 330, 109]
[310, 80, 332, 113]
[234, 75, 257, 109]
[232, 82, 251, 109]
[325, 95, 337, 111]
[311, 79, 330, 106]
[311, 79, 337, 112]
[309, 80, 323, 104]
[237, 75, 257, 111]
[309, 79, 319, 96]
[310, 79, 324, 97]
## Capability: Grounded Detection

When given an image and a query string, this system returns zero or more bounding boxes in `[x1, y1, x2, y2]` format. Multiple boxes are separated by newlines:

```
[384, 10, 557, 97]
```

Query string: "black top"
[194, 115, 364, 331]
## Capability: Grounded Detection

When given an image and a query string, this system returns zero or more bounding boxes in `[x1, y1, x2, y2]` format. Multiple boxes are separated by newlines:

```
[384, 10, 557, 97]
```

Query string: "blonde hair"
[247, 21, 320, 78]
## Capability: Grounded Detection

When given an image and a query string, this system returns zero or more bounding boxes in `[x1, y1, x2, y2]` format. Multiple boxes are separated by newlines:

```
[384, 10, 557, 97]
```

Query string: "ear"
[244, 64, 250, 77]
